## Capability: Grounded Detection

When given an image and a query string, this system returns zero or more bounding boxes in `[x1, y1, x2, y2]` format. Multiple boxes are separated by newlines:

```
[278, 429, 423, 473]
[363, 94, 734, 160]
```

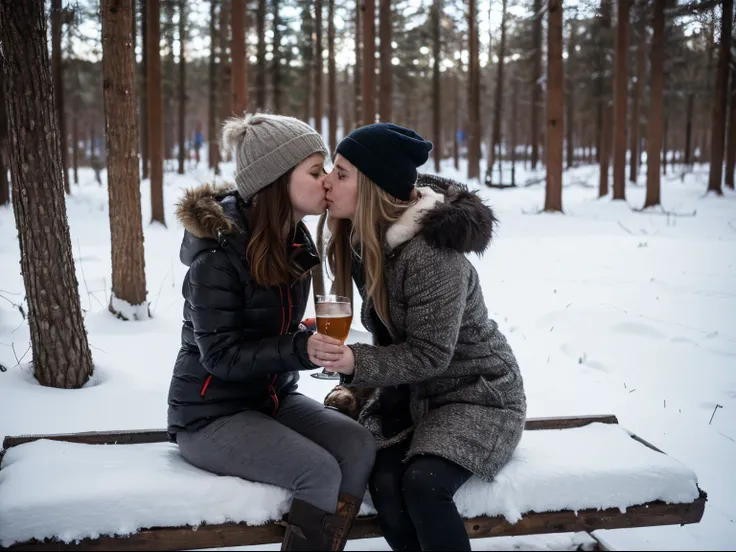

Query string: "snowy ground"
[0, 157, 735, 550]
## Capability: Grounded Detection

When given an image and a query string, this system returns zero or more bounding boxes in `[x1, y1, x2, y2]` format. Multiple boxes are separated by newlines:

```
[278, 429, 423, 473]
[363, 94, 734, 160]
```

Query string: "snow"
[1, 157, 735, 550]
[109, 295, 150, 321]
[0, 423, 700, 547]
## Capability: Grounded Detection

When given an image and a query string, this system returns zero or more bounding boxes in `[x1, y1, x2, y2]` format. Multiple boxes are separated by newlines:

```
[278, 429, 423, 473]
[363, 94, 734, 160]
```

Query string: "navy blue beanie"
[335, 123, 434, 201]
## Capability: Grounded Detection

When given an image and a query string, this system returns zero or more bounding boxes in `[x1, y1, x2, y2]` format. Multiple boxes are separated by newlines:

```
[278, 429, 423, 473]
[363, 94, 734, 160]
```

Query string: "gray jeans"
[176, 392, 376, 513]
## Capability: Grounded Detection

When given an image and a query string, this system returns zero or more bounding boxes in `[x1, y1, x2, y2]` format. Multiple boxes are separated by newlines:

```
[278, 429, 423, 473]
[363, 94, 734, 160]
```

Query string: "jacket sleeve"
[187, 249, 316, 381]
[349, 243, 468, 387]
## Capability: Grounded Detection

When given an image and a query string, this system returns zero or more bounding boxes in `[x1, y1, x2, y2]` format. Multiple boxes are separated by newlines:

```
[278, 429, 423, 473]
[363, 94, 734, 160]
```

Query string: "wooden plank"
[1, 491, 706, 551]
[1, 416, 619, 451]
[523, 415, 618, 431]
[2, 429, 170, 450]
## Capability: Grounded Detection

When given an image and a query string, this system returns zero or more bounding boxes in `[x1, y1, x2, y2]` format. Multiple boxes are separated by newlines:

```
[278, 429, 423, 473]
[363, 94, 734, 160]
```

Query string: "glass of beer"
[310, 295, 352, 380]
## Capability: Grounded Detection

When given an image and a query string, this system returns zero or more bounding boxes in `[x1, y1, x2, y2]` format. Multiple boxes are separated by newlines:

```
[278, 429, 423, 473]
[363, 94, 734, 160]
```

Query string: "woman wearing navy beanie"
[307, 123, 527, 551]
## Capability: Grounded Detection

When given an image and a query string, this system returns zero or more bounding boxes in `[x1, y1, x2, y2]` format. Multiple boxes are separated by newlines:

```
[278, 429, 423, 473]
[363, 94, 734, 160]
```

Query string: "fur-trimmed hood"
[385, 174, 497, 254]
[174, 183, 319, 272]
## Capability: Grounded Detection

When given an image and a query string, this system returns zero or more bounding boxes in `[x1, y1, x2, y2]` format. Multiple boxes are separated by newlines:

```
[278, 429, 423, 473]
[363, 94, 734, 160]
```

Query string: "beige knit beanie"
[221, 113, 329, 201]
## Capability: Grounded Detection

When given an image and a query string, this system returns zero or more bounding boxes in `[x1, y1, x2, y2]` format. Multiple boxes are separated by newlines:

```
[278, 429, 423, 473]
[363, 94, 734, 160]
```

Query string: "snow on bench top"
[0, 422, 700, 547]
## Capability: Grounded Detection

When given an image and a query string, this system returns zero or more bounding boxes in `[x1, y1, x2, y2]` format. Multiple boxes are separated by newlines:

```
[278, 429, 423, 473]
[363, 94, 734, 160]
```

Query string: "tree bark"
[467, 0, 481, 180]
[328, 0, 337, 149]
[362, 0, 376, 125]
[545, 0, 564, 212]
[208, 0, 220, 173]
[707, 0, 732, 195]
[0, 0, 94, 387]
[140, 0, 149, 180]
[354, 3, 362, 127]
[301, 1, 313, 123]
[629, 21, 646, 183]
[379, 0, 392, 122]
[644, 0, 665, 208]
[178, 0, 187, 175]
[725, 54, 736, 188]
[147, 0, 165, 225]
[272, 0, 282, 114]
[612, 0, 630, 200]
[256, 0, 266, 110]
[432, 0, 441, 173]
[511, 77, 518, 186]
[218, 0, 231, 164]
[453, 69, 460, 171]
[662, 107, 668, 175]
[314, 0, 323, 133]
[566, 19, 576, 169]
[101, 0, 149, 318]
[684, 92, 694, 166]
[598, 0, 613, 197]
[231, 0, 248, 116]
[531, 0, 542, 170]
[487, 0, 508, 185]
[51, 0, 70, 195]
[0, 64, 8, 206]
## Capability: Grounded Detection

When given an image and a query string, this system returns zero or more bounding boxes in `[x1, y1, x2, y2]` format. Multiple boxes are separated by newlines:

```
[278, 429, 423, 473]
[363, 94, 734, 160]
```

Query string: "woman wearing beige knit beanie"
[166, 113, 376, 552]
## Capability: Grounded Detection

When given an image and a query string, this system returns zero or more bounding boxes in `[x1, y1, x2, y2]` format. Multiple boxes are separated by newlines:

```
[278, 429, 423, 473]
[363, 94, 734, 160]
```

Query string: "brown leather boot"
[280, 498, 341, 551]
[330, 492, 363, 551]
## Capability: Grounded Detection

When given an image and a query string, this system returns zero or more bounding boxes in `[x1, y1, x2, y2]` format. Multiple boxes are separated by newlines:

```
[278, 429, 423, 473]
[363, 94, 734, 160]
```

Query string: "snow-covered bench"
[0, 415, 706, 551]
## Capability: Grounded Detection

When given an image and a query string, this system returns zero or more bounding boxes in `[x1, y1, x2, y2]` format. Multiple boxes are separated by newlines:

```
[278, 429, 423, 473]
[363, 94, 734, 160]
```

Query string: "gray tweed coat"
[347, 174, 527, 482]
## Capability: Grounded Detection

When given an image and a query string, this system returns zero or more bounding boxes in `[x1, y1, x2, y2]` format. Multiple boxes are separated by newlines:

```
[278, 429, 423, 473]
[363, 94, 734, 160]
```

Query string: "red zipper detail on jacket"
[200, 374, 212, 397]
[268, 374, 279, 415]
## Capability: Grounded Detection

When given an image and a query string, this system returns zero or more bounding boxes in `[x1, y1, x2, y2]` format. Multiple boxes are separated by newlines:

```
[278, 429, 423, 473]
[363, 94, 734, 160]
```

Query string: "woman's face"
[289, 153, 327, 220]
[324, 154, 359, 220]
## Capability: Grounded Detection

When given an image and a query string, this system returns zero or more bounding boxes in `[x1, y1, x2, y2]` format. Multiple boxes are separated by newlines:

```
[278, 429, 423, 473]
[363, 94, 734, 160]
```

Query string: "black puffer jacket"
[167, 184, 319, 437]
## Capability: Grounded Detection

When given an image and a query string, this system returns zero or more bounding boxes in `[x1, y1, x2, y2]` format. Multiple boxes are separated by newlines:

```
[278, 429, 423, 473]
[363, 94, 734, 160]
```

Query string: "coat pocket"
[479, 375, 506, 408]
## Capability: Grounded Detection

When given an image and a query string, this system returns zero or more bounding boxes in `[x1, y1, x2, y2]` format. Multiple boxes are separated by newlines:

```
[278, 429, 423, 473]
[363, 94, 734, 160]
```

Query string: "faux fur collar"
[385, 176, 497, 254]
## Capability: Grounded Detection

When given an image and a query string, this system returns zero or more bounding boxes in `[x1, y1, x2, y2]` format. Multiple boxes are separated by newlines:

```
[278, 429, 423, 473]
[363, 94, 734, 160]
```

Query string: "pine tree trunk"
[531, 0, 542, 170]
[644, 0, 665, 208]
[0, 0, 94, 387]
[629, 23, 646, 183]
[684, 92, 694, 166]
[725, 66, 736, 188]
[147, 0, 165, 225]
[362, 0, 376, 125]
[467, 0, 481, 180]
[379, 0, 392, 122]
[566, 19, 576, 169]
[453, 70, 460, 171]
[354, 3, 362, 127]
[0, 65, 8, 206]
[209, 0, 219, 172]
[487, 0, 507, 185]
[272, 0, 282, 114]
[140, 0, 149, 180]
[178, 0, 187, 175]
[662, 107, 668, 176]
[163, 4, 175, 165]
[301, 2, 313, 123]
[101, 0, 149, 318]
[598, 0, 613, 197]
[231, 0, 248, 116]
[218, 0, 230, 164]
[256, 0, 266, 110]
[314, 0, 323, 133]
[545, 0, 564, 212]
[432, 0, 441, 173]
[341, 67, 351, 137]
[511, 77, 518, 186]
[51, 0, 70, 195]
[707, 0, 732, 195]
[328, 0, 337, 149]
[612, 0, 630, 201]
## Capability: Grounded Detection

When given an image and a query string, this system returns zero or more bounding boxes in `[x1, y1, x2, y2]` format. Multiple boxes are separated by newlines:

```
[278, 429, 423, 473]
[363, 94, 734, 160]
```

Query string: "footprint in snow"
[611, 322, 666, 340]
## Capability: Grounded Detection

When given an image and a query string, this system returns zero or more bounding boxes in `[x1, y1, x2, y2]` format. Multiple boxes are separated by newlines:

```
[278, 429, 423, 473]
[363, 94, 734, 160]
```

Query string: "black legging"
[368, 440, 472, 551]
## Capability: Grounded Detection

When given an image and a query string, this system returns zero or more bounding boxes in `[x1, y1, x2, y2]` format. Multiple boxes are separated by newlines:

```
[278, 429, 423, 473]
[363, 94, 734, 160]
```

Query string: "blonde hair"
[318, 172, 411, 337]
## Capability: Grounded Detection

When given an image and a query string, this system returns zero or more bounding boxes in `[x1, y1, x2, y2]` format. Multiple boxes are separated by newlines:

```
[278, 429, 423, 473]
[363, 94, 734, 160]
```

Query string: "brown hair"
[246, 170, 305, 288]
[320, 172, 410, 336]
